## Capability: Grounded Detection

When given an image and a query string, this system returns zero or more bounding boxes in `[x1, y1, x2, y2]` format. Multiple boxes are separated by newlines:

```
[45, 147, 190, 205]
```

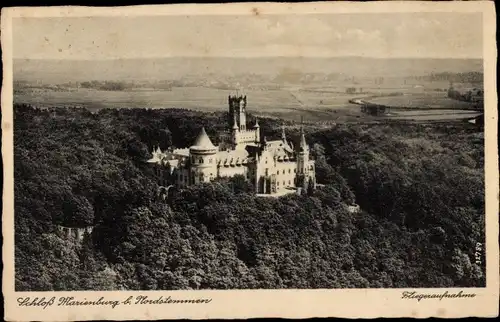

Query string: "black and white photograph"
[2, 2, 498, 320]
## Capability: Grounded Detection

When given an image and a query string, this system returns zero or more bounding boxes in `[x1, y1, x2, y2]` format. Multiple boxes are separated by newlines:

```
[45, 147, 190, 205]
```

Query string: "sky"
[13, 12, 483, 60]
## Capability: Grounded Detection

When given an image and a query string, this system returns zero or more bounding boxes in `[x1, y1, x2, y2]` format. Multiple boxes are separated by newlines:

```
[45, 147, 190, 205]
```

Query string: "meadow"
[14, 80, 482, 123]
[14, 85, 370, 122]
[365, 92, 480, 110]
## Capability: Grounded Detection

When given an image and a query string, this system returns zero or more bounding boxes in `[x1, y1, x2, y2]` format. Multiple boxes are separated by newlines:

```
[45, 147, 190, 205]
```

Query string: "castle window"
[294, 169, 296, 173]
[209, 158, 212, 164]
[277, 181, 279, 186]
[289, 180, 291, 185]
[283, 181, 285, 186]
[288, 169, 291, 174]
[199, 158, 203, 163]
[282, 170, 285, 174]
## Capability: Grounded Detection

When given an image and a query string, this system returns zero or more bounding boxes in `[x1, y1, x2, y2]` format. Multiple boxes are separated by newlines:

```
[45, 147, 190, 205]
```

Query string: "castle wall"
[273, 161, 298, 190]
[234, 129, 258, 149]
[170, 149, 314, 194]
[307, 160, 316, 188]
[191, 165, 218, 184]
[56, 225, 94, 243]
[236, 129, 257, 142]
[218, 165, 247, 178]
[176, 168, 190, 187]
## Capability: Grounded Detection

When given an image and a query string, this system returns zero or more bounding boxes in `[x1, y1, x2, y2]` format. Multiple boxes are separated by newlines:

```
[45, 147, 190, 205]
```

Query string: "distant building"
[148, 95, 316, 195]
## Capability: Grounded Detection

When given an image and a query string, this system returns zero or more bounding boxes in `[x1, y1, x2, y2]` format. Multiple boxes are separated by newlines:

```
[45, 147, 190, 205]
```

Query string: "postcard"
[2, 1, 498, 320]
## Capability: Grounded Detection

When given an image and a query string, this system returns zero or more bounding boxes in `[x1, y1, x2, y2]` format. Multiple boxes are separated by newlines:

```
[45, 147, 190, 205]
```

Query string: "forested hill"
[14, 104, 485, 290]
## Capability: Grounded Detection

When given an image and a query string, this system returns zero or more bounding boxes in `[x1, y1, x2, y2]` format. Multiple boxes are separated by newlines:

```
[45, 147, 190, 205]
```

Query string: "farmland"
[14, 85, 366, 115]
[364, 92, 481, 110]
[14, 82, 482, 124]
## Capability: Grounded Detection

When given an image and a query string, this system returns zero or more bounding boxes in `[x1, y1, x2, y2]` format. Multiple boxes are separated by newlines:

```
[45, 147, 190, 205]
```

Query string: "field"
[14, 83, 482, 123]
[365, 92, 480, 110]
[14, 86, 368, 123]
[387, 109, 481, 121]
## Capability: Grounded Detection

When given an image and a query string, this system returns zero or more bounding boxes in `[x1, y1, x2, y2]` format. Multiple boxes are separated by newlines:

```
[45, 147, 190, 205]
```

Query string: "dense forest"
[14, 104, 485, 290]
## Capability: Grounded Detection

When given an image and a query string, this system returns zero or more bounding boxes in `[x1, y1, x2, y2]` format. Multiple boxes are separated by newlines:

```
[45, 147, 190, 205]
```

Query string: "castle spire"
[299, 126, 308, 151]
[281, 123, 287, 142]
[232, 112, 239, 130]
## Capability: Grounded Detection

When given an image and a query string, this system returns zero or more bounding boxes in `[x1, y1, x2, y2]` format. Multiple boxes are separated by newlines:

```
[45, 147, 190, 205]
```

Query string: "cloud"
[248, 15, 336, 47]
[13, 13, 483, 59]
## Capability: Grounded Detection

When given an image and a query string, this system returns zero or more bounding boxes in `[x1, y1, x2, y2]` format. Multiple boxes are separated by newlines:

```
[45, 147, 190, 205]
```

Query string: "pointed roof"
[191, 127, 216, 150]
[253, 118, 260, 128]
[299, 127, 308, 149]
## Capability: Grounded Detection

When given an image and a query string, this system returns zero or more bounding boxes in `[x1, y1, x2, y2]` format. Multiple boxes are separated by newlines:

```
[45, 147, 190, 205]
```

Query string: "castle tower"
[281, 124, 287, 143]
[240, 95, 247, 131]
[231, 113, 239, 148]
[296, 127, 310, 189]
[189, 127, 218, 185]
[253, 118, 260, 143]
[228, 95, 247, 131]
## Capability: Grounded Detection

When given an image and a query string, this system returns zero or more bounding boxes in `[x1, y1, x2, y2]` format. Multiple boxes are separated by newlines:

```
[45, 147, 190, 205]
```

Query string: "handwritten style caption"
[17, 295, 212, 309]
[401, 291, 477, 302]
[18, 290, 477, 310]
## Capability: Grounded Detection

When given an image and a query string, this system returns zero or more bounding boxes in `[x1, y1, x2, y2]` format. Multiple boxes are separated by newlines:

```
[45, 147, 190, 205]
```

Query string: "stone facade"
[56, 225, 94, 242]
[148, 95, 316, 195]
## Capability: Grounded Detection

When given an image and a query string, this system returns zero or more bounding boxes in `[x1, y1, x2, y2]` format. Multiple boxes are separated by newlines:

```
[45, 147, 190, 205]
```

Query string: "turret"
[239, 96, 247, 131]
[190, 127, 218, 184]
[281, 124, 287, 143]
[299, 127, 309, 153]
[231, 113, 239, 147]
[254, 118, 260, 143]
[232, 113, 239, 131]
[297, 127, 310, 176]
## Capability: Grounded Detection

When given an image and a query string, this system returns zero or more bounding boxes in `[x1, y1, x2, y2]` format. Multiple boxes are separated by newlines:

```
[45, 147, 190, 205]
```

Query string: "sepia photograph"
[2, 1, 498, 320]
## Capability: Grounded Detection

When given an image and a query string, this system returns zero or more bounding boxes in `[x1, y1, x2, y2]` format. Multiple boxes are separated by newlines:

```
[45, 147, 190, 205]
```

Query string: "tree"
[14, 104, 486, 290]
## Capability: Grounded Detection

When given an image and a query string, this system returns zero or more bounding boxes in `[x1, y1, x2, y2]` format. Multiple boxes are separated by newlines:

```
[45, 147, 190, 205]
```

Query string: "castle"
[148, 95, 316, 195]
